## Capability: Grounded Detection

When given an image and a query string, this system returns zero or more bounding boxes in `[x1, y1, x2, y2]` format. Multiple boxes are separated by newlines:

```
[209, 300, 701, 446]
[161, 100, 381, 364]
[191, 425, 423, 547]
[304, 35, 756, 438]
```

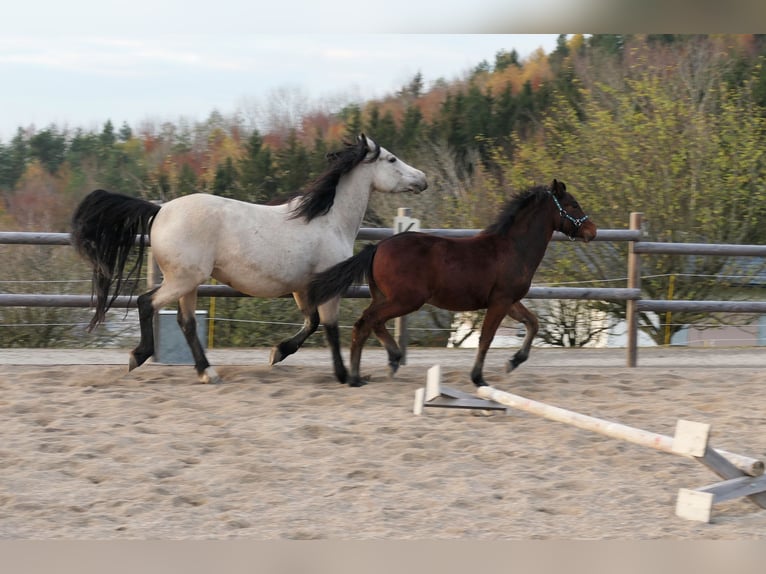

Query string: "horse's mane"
[289, 137, 380, 222]
[481, 185, 550, 236]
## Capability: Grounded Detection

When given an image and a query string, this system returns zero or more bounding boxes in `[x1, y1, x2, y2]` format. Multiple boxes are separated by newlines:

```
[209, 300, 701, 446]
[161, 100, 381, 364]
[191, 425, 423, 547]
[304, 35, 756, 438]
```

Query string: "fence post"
[393, 207, 420, 365]
[626, 212, 643, 367]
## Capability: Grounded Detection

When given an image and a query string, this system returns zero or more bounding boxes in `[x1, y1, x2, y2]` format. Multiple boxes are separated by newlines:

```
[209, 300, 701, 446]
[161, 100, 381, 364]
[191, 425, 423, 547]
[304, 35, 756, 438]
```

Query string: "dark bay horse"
[71, 135, 427, 384]
[307, 179, 597, 387]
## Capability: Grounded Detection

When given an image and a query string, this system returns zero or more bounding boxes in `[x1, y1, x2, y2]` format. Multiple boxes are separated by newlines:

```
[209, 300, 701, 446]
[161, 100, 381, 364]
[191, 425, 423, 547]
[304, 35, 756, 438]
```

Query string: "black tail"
[71, 189, 161, 331]
[307, 243, 378, 307]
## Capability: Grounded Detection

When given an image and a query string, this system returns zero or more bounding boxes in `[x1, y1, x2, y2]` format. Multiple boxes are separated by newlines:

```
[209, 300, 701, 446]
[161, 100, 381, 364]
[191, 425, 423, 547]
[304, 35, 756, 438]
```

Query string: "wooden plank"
[425, 366, 442, 401]
[638, 300, 766, 314]
[525, 287, 640, 301]
[697, 446, 766, 509]
[697, 474, 766, 505]
[633, 241, 766, 256]
[425, 397, 508, 411]
[672, 419, 710, 457]
[413, 388, 425, 416]
[440, 386, 487, 401]
[477, 386, 764, 477]
[676, 489, 715, 522]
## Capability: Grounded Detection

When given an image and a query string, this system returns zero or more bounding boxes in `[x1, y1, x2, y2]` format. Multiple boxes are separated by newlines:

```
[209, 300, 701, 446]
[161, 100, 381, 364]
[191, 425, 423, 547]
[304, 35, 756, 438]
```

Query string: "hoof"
[128, 354, 138, 372]
[200, 367, 221, 384]
[335, 368, 348, 384]
[269, 346, 284, 366]
[388, 361, 400, 378]
[348, 376, 368, 387]
[506, 357, 525, 373]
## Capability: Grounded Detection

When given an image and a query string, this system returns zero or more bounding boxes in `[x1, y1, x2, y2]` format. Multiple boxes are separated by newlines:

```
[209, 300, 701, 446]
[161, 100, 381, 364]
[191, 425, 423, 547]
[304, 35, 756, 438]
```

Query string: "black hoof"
[348, 375, 368, 387]
[506, 355, 525, 373]
[335, 367, 348, 384]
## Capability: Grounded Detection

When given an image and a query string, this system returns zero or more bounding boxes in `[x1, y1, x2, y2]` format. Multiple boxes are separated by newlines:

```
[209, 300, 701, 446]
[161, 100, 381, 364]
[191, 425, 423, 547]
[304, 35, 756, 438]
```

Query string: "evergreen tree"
[494, 49, 520, 71]
[374, 109, 398, 148]
[342, 104, 362, 141]
[238, 129, 278, 203]
[99, 120, 116, 151]
[118, 122, 133, 142]
[275, 130, 311, 194]
[176, 163, 198, 196]
[212, 156, 238, 198]
[397, 105, 423, 155]
[28, 126, 67, 174]
[0, 129, 29, 191]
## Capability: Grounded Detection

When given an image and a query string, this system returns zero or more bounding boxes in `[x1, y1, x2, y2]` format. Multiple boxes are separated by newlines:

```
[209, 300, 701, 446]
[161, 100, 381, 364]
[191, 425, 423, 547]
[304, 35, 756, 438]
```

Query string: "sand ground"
[1, 346, 765, 539]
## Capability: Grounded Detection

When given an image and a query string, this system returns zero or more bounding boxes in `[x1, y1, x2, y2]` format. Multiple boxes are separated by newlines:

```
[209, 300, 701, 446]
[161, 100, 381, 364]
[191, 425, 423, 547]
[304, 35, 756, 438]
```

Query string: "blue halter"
[550, 191, 589, 240]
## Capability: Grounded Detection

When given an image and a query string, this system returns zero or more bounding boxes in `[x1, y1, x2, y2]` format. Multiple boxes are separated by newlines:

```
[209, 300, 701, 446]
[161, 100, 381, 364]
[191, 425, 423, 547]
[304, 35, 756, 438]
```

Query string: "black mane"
[481, 185, 550, 236]
[289, 137, 380, 222]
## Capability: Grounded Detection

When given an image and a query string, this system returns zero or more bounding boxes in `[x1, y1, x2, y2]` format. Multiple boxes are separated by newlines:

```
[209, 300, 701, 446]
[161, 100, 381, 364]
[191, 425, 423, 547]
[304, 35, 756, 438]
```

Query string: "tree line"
[2, 34, 766, 348]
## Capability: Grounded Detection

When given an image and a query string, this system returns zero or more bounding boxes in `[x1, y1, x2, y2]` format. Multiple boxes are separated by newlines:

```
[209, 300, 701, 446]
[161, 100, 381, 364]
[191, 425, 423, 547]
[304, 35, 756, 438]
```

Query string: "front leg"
[470, 303, 506, 387]
[270, 292, 319, 365]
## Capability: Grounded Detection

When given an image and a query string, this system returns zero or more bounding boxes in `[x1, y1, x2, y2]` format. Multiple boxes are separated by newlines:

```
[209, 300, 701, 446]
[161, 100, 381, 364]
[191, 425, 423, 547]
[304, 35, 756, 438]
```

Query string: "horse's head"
[360, 134, 428, 195]
[550, 179, 597, 242]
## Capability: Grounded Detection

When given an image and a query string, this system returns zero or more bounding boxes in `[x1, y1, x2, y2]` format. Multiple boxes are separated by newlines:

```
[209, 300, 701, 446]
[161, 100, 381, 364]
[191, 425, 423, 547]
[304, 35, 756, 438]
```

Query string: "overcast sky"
[0, 1, 562, 140]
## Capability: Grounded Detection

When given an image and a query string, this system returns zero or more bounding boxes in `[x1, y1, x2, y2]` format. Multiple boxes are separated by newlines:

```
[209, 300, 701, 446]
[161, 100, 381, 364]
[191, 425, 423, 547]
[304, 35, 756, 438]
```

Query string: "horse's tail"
[307, 243, 378, 307]
[71, 189, 161, 331]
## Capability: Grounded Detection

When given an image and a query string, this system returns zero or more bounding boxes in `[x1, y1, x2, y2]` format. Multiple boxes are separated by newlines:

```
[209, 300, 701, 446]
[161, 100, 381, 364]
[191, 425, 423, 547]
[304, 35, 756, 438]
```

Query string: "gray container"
[153, 310, 208, 364]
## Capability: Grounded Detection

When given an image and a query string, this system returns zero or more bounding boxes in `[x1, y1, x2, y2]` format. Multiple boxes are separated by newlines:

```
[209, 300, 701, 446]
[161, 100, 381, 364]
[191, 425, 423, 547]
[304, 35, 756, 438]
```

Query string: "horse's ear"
[551, 179, 566, 197]
[359, 133, 369, 151]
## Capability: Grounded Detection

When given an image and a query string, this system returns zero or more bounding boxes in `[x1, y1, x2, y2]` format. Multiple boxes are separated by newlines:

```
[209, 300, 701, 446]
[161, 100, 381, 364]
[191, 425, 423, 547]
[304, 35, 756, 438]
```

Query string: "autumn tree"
[502, 38, 766, 344]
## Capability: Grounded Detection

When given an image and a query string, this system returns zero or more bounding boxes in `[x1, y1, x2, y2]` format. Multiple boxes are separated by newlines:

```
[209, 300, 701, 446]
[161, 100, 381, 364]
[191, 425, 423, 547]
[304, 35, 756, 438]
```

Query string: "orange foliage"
[484, 48, 553, 95]
[7, 161, 69, 231]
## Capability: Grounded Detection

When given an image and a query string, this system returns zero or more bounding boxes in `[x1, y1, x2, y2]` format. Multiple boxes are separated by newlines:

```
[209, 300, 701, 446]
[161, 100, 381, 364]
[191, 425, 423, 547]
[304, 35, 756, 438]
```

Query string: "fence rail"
[0, 229, 642, 245]
[2, 213, 766, 366]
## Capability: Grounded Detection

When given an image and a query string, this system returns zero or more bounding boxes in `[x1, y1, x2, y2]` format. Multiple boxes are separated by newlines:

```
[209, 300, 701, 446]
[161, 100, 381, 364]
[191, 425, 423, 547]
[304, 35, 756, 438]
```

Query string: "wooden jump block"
[413, 365, 507, 416]
[414, 364, 766, 523]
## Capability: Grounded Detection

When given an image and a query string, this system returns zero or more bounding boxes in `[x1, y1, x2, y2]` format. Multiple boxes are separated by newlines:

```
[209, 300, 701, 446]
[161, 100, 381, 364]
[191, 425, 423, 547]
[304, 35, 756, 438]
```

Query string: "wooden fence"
[2, 211, 766, 366]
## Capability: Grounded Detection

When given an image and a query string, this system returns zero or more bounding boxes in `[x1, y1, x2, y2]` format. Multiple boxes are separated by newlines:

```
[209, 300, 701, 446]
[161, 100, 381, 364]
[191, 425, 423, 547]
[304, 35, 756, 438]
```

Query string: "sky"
[0, 0, 571, 141]
[0, 32, 560, 141]
[5, 0, 754, 142]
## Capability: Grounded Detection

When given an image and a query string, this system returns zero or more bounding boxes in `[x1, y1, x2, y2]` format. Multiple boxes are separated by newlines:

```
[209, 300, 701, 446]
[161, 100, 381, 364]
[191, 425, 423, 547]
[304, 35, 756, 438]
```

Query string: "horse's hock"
[414, 365, 766, 524]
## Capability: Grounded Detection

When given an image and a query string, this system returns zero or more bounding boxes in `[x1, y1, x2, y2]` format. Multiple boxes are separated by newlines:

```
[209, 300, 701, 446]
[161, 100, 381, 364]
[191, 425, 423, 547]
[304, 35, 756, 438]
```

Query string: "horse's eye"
[572, 201, 580, 209]
[387, 156, 397, 163]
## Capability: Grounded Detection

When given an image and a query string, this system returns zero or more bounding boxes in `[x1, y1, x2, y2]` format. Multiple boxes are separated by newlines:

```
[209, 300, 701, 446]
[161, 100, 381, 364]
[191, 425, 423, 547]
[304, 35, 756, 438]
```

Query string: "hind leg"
[134, 273, 211, 382]
[506, 301, 539, 373]
[348, 296, 422, 387]
[318, 297, 347, 384]
[129, 287, 159, 371]
[269, 291, 319, 366]
[177, 291, 219, 384]
[372, 323, 402, 378]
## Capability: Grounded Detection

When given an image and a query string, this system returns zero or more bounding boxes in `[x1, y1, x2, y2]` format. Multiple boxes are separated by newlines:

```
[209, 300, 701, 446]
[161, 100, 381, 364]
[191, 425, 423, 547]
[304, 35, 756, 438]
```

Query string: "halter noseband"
[549, 190, 589, 240]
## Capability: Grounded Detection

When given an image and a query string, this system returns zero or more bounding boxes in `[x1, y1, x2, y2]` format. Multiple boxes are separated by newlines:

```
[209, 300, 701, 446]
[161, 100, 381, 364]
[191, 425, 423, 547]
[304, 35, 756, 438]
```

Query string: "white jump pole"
[477, 385, 763, 477]
[416, 370, 766, 522]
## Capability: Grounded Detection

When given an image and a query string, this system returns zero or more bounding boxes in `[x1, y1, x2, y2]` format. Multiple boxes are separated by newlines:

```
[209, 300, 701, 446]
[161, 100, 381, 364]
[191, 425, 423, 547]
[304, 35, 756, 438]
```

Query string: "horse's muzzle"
[579, 223, 597, 243]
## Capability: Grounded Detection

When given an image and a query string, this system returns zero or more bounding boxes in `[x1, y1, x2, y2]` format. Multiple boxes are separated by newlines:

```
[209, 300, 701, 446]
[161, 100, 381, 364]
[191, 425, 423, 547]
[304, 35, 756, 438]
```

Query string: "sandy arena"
[1, 346, 765, 539]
